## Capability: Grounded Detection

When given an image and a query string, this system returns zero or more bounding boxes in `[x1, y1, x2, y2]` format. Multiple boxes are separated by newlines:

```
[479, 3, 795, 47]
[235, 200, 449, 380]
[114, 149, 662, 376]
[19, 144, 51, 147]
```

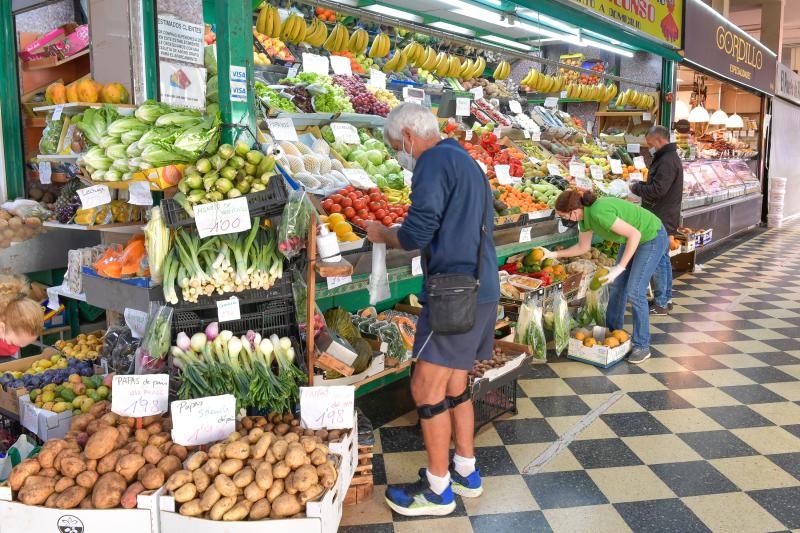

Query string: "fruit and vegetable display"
[563, 82, 617, 103]
[321, 127, 407, 194]
[614, 89, 656, 110]
[275, 139, 350, 192]
[332, 74, 390, 117]
[520, 70, 567, 94]
[0, 203, 48, 248]
[91, 235, 148, 279]
[278, 73, 353, 114]
[501, 248, 569, 287]
[0, 354, 96, 393]
[28, 374, 111, 414]
[71, 199, 147, 227]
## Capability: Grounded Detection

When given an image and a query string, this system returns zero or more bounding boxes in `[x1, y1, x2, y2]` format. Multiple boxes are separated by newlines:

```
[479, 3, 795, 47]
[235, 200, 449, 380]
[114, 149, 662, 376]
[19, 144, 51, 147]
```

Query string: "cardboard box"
[329, 414, 359, 492]
[567, 327, 631, 368]
[0, 348, 61, 418]
[18, 396, 72, 441]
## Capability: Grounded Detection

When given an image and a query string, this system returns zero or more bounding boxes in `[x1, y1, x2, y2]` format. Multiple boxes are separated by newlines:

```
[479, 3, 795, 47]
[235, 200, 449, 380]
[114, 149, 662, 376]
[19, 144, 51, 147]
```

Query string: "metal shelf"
[37, 154, 80, 162]
[43, 221, 144, 234]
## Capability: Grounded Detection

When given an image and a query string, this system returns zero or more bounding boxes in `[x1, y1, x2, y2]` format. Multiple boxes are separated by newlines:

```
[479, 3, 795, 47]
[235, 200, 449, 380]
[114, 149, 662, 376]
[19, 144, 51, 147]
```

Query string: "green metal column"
[141, 0, 159, 100]
[1, 0, 25, 200]
[660, 59, 675, 128]
[214, 1, 257, 145]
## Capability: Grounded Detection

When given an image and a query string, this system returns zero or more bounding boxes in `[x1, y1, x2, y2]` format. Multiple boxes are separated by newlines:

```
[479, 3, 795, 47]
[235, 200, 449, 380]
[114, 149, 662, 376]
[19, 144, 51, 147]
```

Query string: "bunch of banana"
[520, 69, 565, 93]
[304, 18, 328, 47]
[434, 52, 450, 77]
[348, 28, 369, 55]
[402, 41, 424, 64]
[457, 57, 485, 81]
[280, 13, 307, 45]
[413, 47, 436, 70]
[615, 89, 654, 109]
[446, 55, 462, 78]
[493, 60, 510, 81]
[323, 23, 350, 53]
[385, 187, 410, 205]
[368, 32, 390, 58]
[382, 48, 408, 73]
[255, 4, 281, 38]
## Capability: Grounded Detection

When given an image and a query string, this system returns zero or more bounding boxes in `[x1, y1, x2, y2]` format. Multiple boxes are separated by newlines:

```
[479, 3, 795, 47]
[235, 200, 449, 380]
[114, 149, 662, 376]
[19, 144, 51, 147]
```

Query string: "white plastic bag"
[368, 243, 391, 305]
[0, 434, 38, 482]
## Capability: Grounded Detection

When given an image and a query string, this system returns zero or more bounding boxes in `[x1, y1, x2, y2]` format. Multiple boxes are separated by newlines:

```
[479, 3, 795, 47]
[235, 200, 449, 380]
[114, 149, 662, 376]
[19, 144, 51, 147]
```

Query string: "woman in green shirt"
[543, 190, 668, 364]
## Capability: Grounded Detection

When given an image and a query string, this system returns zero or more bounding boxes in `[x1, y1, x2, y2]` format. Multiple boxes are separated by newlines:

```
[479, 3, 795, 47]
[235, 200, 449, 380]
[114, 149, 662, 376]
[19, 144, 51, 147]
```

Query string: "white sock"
[453, 454, 476, 477]
[426, 469, 451, 495]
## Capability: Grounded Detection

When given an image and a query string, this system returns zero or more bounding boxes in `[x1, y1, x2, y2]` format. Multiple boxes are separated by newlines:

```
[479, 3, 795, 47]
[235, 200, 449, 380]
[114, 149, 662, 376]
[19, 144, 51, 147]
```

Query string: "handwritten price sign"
[171, 394, 236, 446]
[194, 196, 251, 238]
[111, 374, 169, 417]
[300, 386, 355, 430]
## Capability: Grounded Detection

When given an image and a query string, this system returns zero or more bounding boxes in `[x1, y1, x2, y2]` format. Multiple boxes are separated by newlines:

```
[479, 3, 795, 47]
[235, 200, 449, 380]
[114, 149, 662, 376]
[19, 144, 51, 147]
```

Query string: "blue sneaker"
[385, 469, 456, 517]
[450, 467, 483, 498]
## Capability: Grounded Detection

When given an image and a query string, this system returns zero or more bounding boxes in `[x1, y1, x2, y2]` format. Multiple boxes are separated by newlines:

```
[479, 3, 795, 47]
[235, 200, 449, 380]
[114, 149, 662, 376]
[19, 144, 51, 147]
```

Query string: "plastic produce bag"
[377, 322, 406, 362]
[102, 325, 140, 375]
[552, 288, 570, 356]
[515, 294, 547, 360]
[581, 285, 609, 327]
[38, 112, 63, 154]
[135, 303, 173, 374]
[0, 435, 39, 482]
[278, 189, 315, 260]
[369, 243, 391, 305]
[291, 269, 326, 339]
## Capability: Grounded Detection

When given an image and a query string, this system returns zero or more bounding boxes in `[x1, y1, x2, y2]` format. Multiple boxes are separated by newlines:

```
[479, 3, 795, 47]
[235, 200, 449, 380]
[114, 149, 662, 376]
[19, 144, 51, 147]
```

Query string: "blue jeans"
[606, 227, 669, 349]
[651, 247, 673, 308]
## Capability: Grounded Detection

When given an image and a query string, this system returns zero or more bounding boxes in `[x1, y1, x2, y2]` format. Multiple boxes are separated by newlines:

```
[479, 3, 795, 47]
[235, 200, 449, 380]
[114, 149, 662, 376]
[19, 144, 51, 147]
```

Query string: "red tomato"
[369, 192, 382, 201]
[374, 208, 386, 219]
[331, 194, 344, 203]
[347, 192, 359, 201]
[368, 187, 381, 195]
[368, 201, 382, 212]
[329, 204, 342, 213]
[403, 205, 410, 212]
[352, 216, 364, 226]
[344, 185, 355, 193]
[356, 208, 369, 218]
[353, 199, 366, 210]
[344, 207, 356, 218]
[366, 213, 376, 221]
[395, 216, 405, 224]
[321, 199, 333, 211]
[390, 207, 403, 215]
[342, 198, 353, 208]
[382, 216, 393, 226]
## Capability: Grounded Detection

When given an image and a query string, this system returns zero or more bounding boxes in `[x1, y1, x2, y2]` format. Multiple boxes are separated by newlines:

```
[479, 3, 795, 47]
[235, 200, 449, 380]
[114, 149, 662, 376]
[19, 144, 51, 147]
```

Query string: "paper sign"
[508, 100, 522, 114]
[124, 308, 149, 339]
[157, 15, 204, 65]
[77, 185, 111, 209]
[529, 209, 553, 220]
[531, 130, 541, 141]
[403, 87, 425, 104]
[128, 181, 153, 206]
[642, 112, 652, 121]
[230, 65, 247, 103]
[465, 129, 473, 141]
[560, 90, 568, 99]
[627, 143, 640, 154]
[327, 276, 352, 289]
[576, 176, 593, 190]
[495, 164, 512, 185]
[52, 104, 64, 121]
[171, 394, 237, 446]
[266, 117, 299, 142]
[111, 374, 169, 417]
[629, 172, 643, 182]
[569, 161, 586, 179]
[609, 157, 623, 174]
[455, 97, 471, 116]
[590, 165, 604, 180]
[302, 53, 329, 75]
[369, 69, 386, 90]
[528, 155, 541, 164]
[470, 87, 484, 100]
[411, 256, 422, 276]
[217, 297, 241, 322]
[632, 115, 642, 125]
[519, 226, 532, 243]
[633, 156, 646, 170]
[38, 162, 51, 184]
[331, 122, 360, 144]
[586, 120, 594, 133]
[329, 55, 352, 75]
[287, 64, 300, 78]
[547, 163, 561, 176]
[300, 386, 355, 429]
[159, 62, 207, 109]
[402, 169, 413, 187]
[544, 97, 558, 108]
[194, 196, 252, 238]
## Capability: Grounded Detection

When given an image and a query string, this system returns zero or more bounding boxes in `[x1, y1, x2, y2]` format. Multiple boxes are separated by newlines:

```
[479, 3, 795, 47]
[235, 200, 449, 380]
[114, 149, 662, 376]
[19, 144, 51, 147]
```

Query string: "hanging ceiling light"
[688, 105, 709, 123]
[674, 100, 690, 121]
[709, 109, 729, 125]
[726, 113, 744, 128]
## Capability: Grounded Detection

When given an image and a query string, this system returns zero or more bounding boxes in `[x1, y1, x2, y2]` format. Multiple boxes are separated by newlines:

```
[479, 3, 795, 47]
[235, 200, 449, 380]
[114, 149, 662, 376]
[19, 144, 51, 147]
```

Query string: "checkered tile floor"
[341, 223, 800, 533]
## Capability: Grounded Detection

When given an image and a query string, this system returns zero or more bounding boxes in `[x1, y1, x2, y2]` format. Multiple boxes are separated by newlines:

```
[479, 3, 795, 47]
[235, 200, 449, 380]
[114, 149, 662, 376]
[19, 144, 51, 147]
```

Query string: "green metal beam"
[1, 0, 25, 200]
[141, 0, 158, 101]
[660, 59, 675, 128]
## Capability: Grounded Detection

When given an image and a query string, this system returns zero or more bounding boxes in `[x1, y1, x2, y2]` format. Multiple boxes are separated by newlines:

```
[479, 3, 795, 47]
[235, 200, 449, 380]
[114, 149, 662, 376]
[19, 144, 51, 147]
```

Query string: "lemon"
[328, 213, 345, 225]
[333, 221, 352, 237]
[341, 232, 360, 242]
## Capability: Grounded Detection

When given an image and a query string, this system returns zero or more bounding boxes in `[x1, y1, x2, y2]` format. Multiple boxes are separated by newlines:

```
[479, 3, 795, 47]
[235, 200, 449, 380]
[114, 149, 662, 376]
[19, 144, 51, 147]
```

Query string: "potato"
[92, 472, 126, 509]
[271, 493, 302, 518]
[219, 459, 244, 477]
[248, 458, 264, 471]
[266, 479, 284, 503]
[158, 455, 182, 477]
[100, 413, 119, 426]
[38, 440, 67, 468]
[55, 476, 75, 493]
[249, 498, 271, 520]
[241, 417, 254, 431]
[310, 449, 327, 466]
[272, 461, 290, 479]
[314, 430, 329, 441]
[142, 444, 164, 465]
[300, 437, 318, 454]
[202, 457, 221, 477]
[79, 496, 93, 509]
[284, 443, 306, 470]
[317, 462, 337, 489]
[9, 459, 41, 491]
[224, 440, 250, 460]
[179, 498, 204, 517]
[158, 442, 173, 455]
[284, 432, 300, 444]
[70, 414, 93, 433]
[125, 442, 144, 455]
[271, 440, 288, 461]
[56, 485, 88, 509]
[264, 448, 277, 464]
[45, 492, 58, 508]
[209, 496, 236, 521]
[200, 485, 221, 511]
[274, 423, 289, 436]
[233, 467, 254, 488]
[135, 429, 150, 444]
[145, 421, 163, 435]
[244, 480, 266, 502]
[304, 429, 315, 437]
[328, 430, 342, 441]
[86, 459, 98, 472]
[184, 451, 208, 471]
[76, 470, 99, 489]
[115, 453, 145, 482]
[214, 474, 237, 497]
[116, 426, 131, 445]
[292, 464, 319, 493]
[252, 433, 274, 459]
[59, 455, 87, 479]
[18, 476, 56, 505]
[225, 431, 242, 443]
[147, 432, 170, 447]
[85, 427, 120, 459]
[255, 462, 274, 491]
[40, 467, 58, 478]
[208, 443, 225, 459]
[166, 469, 193, 491]
[140, 466, 165, 490]
[247, 428, 264, 443]
[192, 468, 211, 493]
[253, 417, 267, 428]
[170, 444, 188, 461]
[121, 481, 145, 509]
[98, 449, 129, 474]
[53, 450, 76, 472]
[174, 482, 197, 503]
[300, 484, 324, 504]
[223, 499, 252, 521]
[284, 472, 298, 495]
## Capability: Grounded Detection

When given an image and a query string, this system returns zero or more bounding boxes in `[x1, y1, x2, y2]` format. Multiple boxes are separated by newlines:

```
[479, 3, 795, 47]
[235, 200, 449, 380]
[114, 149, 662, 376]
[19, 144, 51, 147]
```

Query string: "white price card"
[112, 374, 169, 417]
[329, 55, 352, 75]
[523, 129, 531, 139]
[38, 161, 51, 184]
[528, 155, 541, 164]
[576, 176, 593, 190]
[128, 181, 153, 206]
[266, 117, 298, 142]
[300, 385, 355, 429]
[633, 156, 646, 170]
[455, 97, 471, 116]
[470, 86, 484, 100]
[569, 161, 586, 179]
[52, 104, 64, 121]
[77, 185, 111, 209]
[544, 97, 559, 108]
[327, 275, 352, 289]
[402, 169, 413, 187]
[547, 163, 561, 176]
[519, 226, 532, 243]
[495, 164, 512, 185]
[194, 196, 251, 238]
[590, 165, 604, 181]
[560, 90, 568, 99]
[403, 87, 425, 103]
[531, 130, 541, 141]
[586, 120, 594, 133]
[331, 122, 360, 144]
[302, 52, 329, 75]
[528, 209, 553, 220]
[642, 112, 652, 121]
[171, 394, 237, 446]
[124, 307, 149, 339]
[670, 132, 677, 142]
[627, 143, 640, 154]
[465, 129, 473, 141]
[629, 172, 643, 182]
[369, 68, 387, 90]
[609, 157, 623, 174]
[411, 256, 422, 276]
[632, 115, 642, 125]
[508, 100, 522, 114]
[287, 64, 300, 78]
[217, 296, 241, 322]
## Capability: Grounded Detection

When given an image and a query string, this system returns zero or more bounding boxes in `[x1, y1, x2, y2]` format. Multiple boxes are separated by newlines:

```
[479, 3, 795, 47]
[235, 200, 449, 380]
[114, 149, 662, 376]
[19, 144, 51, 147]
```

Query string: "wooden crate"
[344, 444, 375, 506]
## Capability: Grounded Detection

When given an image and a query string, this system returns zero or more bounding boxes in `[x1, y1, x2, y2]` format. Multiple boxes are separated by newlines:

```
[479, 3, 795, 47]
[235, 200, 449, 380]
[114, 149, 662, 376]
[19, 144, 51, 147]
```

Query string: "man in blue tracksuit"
[365, 102, 500, 517]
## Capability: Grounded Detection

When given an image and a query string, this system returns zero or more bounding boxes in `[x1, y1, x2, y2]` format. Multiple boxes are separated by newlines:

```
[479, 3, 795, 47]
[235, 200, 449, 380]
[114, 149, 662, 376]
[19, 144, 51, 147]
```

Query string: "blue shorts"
[412, 302, 498, 370]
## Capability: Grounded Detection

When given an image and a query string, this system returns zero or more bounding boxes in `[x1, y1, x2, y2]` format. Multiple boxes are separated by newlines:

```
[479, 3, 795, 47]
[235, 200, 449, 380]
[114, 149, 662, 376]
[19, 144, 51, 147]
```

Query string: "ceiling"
[729, 0, 800, 48]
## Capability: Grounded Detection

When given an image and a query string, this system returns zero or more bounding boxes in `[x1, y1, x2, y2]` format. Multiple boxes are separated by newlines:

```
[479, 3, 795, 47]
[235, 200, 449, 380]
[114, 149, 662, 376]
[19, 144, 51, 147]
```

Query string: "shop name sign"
[565, 0, 682, 47]
[776, 63, 800, 106]
[716, 26, 763, 77]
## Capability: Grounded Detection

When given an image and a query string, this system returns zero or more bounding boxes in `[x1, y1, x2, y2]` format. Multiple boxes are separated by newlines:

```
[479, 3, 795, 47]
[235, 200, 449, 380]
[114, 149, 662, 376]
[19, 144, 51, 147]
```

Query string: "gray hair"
[383, 102, 440, 142]
[646, 125, 670, 140]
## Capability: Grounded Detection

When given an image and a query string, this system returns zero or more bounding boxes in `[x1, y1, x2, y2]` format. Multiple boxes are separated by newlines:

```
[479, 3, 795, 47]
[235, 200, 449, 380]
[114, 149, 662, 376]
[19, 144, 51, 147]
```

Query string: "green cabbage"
[82, 147, 112, 171]
[154, 110, 202, 128]
[141, 142, 196, 166]
[206, 75, 219, 103]
[135, 101, 171, 124]
[107, 117, 148, 137]
[105, 143, 128, 160]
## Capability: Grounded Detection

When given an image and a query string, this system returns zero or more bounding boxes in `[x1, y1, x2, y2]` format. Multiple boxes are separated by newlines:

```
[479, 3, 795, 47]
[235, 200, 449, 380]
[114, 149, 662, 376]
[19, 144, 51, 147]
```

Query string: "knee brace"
[417, 398, 450, 420]
[446, 387, 470, 409]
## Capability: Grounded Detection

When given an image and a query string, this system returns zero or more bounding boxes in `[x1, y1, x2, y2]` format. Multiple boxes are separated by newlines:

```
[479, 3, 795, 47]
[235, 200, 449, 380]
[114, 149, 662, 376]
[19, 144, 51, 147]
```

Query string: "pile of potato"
[468, 347, 516, 380]
[170, 412, 341, 521]
[8, 401, 187, 510]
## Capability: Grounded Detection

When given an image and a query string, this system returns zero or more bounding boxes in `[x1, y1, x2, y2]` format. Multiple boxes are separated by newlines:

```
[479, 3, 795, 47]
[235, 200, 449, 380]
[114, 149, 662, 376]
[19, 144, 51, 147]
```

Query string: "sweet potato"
[179, 498, 204, 517]
[142, 444, 164, 465]
[266, 478, 284, 503]
[121, 481, 145, 509]
[271, 493, 301, 518]
[173, 482, 197, 503]
[76, 470, 99, 489]
[219, 458, 244, 477]
[9, 459, 41, 491]
[209, 496, 236, 521]
[223, 499, 252, 521]
[233, 466, 254, 488]
[85, 427, 120, 460]
[202, 457, 221, 477]
[184, 451, 208, 471]
[214, 474, 237, 497]
[192, 468, 210, 493]
[166, 469, 193, 491]
[200, 485, 221, 511]
[140, 465, 165, 490]
[255, 462, 273, 491]
[244, 480, 267, 502]
[56, 485, 88, 509]
[116, 454, 146, 482]
[92, 472, 126, 509]
[97, 449, 128, 474]
[249, 498, 271, 520]
[158, 455, 182, 477]
[224, 440, 250, 460]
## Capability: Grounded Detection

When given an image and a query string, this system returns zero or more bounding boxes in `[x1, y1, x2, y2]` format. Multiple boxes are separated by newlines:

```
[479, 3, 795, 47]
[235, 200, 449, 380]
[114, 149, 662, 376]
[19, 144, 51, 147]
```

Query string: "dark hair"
[646, 125, 670, 141]
[555, 189, 597, 212]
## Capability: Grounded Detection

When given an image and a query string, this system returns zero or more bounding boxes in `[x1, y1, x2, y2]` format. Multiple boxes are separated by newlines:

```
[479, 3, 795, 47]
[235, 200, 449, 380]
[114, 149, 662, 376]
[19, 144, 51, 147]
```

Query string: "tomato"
[366, 213, 376, 221]
[374, 208, 386, 219]
[344, 185, 355, 193]
[353, 199, 366, 210]
[390, 207, 403, 215]
[347, 192, 359, 201]
[403, 205, 410, 212]
[321, 199, 333, 211]
[369, 192, 382, 201]
[352, 216, 364, 226]
[368, 187, 381, 195]
[395, 216, 405, 224]
[329, 204, 342, 213]
[344, 207, 356, 218]
[331, 194, 344, 203]
[356, 208, 368, 218]
[382, 216, 393, 226]
[368, 201, 382, 212]
[341, 198, 353, 208]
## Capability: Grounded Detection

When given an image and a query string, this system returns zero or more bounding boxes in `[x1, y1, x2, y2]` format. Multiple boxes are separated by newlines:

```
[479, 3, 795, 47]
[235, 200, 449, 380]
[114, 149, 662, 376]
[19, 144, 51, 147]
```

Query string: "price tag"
[629, 172, 643, 182]
[300, 386, 355, 429]
[465, 129, 473, 141]
[528, 155, 541, 164]
[369, 69, 387, 90]
[642, 112, 652, 121]
[329, 55, 352, 75]
[670, 132, 677, 142]
[547, 163, 561, 176]
[402, 168, 413, 187]
[266, 117, 298, 142]
[519, 226, 532, 243]
[528, 209, 553, 220]
[632, 115, 642, 125]
[302, 53, 329, 75]
[111, 374, 169, 417]
[586, 120, 594, 133]
[77, 185, 111, 209]
[569, 161, 586, 179]
[560, 90, 568, 99]
[544, 97, 558, 108]
[194, 196, 252, 238]
[217, 296, 241, 323]
[52, 104, 64, 121]
[21, 399, 38, 434]
[330, 122, 360, 144]
[124, 307, 149, 339]
[411, 256, 422, 276]
[590, 165, 604, 180]
[477, 161, 488, 173]
[128, 181, 153, 206]
[576, 176, 593, 190]
[403, 87, 425, 104]
[627, 143, 640, 154]
[747, 129, 755, 137]
[287, 64, 300, 78]
[523, 129, 530, 139]
[470, 87, 484, 100]
[327, 275, 352, 289]
[508, 100, 522, 114]
[495, 164, 512, 185]
[633, 156, 646, 170]
[38, 162, 51, 184]
[531, 130, 541, 141]
[455, 97, 471, 116]
[609, 157, 623, 174]
[171, 394, 237, 446]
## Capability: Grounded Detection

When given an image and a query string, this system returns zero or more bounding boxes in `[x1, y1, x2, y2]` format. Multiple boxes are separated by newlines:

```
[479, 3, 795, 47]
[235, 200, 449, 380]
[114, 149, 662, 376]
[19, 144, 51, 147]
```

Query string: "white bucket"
[767, 214, 784, 228]
[770, 176, 787, 192]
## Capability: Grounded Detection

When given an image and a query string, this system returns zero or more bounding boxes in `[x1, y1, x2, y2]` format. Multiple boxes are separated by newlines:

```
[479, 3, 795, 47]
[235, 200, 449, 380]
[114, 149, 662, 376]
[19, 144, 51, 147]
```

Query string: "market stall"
[767, 63, 800, 226]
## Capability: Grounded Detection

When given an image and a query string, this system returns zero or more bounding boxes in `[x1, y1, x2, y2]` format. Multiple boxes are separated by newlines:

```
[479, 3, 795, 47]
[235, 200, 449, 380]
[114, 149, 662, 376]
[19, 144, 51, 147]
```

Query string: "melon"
[65, 83, 79, 103]
[76, 79, 99, 103]
[101, 83, 129, 104]
[45, 83, 66, 105]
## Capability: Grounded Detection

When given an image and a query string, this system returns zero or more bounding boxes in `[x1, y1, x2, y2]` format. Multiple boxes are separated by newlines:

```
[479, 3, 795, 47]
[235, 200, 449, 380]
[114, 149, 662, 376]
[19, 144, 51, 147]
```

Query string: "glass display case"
[682, 164, 709, 209]
[681, 160, 762, 210]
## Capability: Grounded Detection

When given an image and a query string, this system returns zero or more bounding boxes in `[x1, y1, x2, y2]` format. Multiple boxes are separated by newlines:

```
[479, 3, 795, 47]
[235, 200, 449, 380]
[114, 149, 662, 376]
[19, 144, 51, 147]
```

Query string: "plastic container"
[317, 224, 342, 263]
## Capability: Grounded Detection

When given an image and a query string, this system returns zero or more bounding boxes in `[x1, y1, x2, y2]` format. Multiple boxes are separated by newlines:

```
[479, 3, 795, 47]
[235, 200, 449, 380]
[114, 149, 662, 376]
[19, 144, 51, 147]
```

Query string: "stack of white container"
[768, 176, 787, 228]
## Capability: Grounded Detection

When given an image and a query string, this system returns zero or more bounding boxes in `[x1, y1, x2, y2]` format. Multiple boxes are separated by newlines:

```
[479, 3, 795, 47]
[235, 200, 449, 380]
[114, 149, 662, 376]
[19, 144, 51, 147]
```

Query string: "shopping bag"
[0, 434, 39, 482]
[368, 243, 391, 305]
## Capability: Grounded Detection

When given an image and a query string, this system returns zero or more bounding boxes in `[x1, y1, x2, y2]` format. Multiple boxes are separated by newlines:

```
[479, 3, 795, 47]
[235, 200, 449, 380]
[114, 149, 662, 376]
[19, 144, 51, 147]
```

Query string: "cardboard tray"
[0, 348, 61, 419]
[567, 328, 631, 368]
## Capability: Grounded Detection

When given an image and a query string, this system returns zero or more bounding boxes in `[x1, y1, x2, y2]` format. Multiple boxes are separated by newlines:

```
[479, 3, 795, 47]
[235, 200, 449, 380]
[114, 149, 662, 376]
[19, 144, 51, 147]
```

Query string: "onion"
[205, 321, 219, 341]
[176, 332, 191, 352]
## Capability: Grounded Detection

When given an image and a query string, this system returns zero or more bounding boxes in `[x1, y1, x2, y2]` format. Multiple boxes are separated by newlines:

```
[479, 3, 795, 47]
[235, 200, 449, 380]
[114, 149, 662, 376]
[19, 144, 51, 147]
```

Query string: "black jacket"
[631, 143, 683, 233]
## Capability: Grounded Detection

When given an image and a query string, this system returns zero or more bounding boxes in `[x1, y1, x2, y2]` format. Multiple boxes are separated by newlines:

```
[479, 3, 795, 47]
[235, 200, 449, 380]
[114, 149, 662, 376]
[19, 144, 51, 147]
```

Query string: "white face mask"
[396, 137, 416, 171]
[649, 147, 656, 156]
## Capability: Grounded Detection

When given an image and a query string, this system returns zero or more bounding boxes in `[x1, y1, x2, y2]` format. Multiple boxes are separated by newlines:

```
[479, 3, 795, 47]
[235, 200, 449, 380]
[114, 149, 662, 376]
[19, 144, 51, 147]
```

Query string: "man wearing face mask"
[364, 102, 499, 517]
[630, 125, 683, 316]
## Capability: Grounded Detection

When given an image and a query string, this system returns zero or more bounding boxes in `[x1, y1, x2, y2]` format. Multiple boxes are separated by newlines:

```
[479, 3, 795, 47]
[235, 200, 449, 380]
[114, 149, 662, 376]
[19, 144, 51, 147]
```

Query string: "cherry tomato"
[382, 216, 393, 226]
[329, 204, 342, 213]
[344, 206, 356, 218]
[395, 216, 405, 224]
[341, 198, 353, 208]
[374, 208, 386, 219]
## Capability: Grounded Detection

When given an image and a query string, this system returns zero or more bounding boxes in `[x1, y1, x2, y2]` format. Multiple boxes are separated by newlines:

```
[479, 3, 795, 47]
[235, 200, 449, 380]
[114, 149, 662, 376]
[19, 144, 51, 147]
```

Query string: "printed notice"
[157, 16, 204, 65]
[159, 61, 206, 110]
[230, 65, 248, 103]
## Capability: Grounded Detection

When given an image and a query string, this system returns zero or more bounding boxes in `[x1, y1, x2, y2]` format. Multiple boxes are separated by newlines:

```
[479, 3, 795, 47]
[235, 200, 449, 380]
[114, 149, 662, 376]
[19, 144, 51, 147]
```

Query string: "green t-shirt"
[578, 197, 662, 244]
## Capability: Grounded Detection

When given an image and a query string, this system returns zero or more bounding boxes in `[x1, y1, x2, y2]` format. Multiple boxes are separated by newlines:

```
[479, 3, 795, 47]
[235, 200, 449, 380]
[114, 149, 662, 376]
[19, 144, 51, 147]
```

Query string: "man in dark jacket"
[630, 125, 683, 315]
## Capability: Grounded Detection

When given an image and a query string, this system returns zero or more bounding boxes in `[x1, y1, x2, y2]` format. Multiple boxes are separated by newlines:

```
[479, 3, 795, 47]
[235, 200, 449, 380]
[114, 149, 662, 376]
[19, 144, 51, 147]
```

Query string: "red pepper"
[500, 264, 518, 274]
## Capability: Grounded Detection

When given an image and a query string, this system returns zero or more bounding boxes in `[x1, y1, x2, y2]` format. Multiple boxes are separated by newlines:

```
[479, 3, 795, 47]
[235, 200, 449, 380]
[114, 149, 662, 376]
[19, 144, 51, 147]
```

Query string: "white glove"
[600, 264, 626, 286]
[536, 247, 558, 260]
